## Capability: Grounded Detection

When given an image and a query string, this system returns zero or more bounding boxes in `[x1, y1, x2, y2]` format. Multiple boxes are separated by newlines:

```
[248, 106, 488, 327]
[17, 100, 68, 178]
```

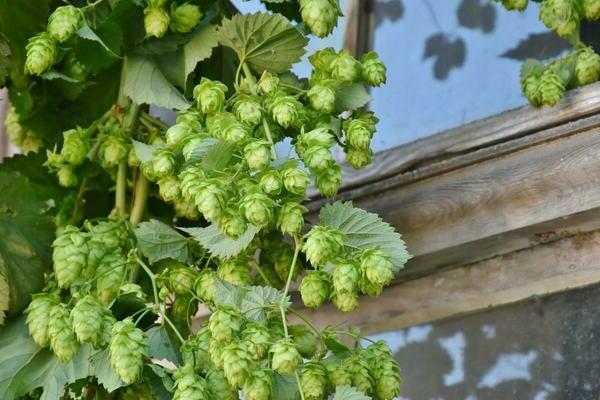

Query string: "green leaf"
[0, 273, 7, 327]
[134, 219, 192, 264]
[88, 349, 124, 392]
[213, 278, 248, 309]
[319, 202, 410, 271]
[332, 385, 371, 400]
[241, 285, 289, 322]
[201, 140, 236, 171]
[217, 12, 308, 74]
[146, 325, 179, 363]
[334, 84, 372, 113]
[271, 373, 299, 400]
[179, 224, 259, 259]
[143, 364, 174, 399]
[76, 20, 121, 58]
[324, 336, 351, 358]
[41, 70, 81, 83]
[132, 139, 162, 163]
[183, 137, 220, 163]
[0, 36, 10, 87]
[123, 54, 190, 110]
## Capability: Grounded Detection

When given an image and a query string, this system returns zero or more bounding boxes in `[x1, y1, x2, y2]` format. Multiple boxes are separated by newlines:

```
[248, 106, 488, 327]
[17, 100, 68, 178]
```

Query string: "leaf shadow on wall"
[423, 33, 466, 81]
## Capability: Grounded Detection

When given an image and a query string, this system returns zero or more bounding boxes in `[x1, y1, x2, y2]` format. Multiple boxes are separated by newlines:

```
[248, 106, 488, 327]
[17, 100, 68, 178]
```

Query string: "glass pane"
[370, 0, 568, 152]
[367, 284, 600, 399]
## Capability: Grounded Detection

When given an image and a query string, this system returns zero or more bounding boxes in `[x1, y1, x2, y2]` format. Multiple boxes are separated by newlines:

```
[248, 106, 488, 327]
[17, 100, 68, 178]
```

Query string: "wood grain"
[295, 230, 600, 334]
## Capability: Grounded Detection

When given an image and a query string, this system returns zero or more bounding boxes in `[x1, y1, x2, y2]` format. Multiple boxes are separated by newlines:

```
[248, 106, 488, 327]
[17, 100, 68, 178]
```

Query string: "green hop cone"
[63, 52, 88, 81]
[259, 169, 283, 195]
[299, 127, 336, 149]
[144, 6, 170, 38]
[303, 225, 345, 267]
[300, 0, 339, 38]
[170, 267, 199, 295]
[194, 180, 227, 221]
[539, 0, 579, 38]
[53, 225, 88, 288]
[181, 134, 209, 161]
[289, 324, 318, 358]
[583, 0, 600, 19]
[208, 306, 243, 343]
[109, 318, 148, 384]
[194, 269, 217, 303]
[309, 47, 337, 74]
[271, 339, 301, 375]
[348, 350, 374, 394]
[316, 163, 342, 198]
[47, 5, 81, 42]
[277, 202, 307, 235]
[48, 303, 80, 363]
[150, 148, 176, 178]
[520, 69, 542, 106]
[304, 145, 333, 173]
[219, 208, 248, 239]
[209, 336, 226, 368]
[240, 190, 274, 226]
[325, 361, 352, 386]
[359, 273, 383, 297]
[57, 164, 78, 187]
[367, 341, 402, 399]
[234, 95, 263, 126]
[308, 81, 337, 113]
[332, 260, 360, 293]
[331, 50, 361, 83]
[300, 270, 331, 308]
[170, 2, 202, 33]
[25, 33, 57, 76]
[193, 78, 228, 114]
[539, 67, 566, 106]
[499, 0, 528, 11]
[270, 95, 302, 128]
[71, 295, 104, 344]
[182, 325, 212, 372]
[576, 48, 600, 86]
[244, 140, 271, 171]
[346, 146, 372, 169]
[166, 123, 194, 147]
[257, 71, 280, 95]
[61, 128, 90, 166]
[206, 368, 238, 400]
[97, 309, 116, 348]
[243, 368, 273, 400]
[361, 246, 394, 287]
[218, 257, 253, 286]
[26, 293, 58, 347]
[96, 252, 127, 306]
[158, 176, 181, 203]
[86, 220, 122, 272]
[301, 361, 328, 400]
[179, 164, 206, 201]
[345, 119, 373, 149]
[361, 51, 387, 87]
[222, 342, 253, 387]
[243, 323, 272, 360]
[173, 364, 210, 400]
[101, 135, 129, 168]
[331, 288, 359, 312]
[282, 165, 310, 195]
[222, 120, 250, 142]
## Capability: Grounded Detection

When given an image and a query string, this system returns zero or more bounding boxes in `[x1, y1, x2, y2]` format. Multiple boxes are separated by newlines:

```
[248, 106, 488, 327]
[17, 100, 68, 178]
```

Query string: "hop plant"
[194, 270, 217, 304]
[325, 361, 352, 386]
[52, 226, 88, 288]
[71, 295, 104, 344]
[308, 81, 337, 113]
[96, 252, 127, 306]
[539, 67, 566, 106]
[277, 202, 307, 235]
[222, 342, 253, 387]
[575, 48, 600, 86]
[170, 2, 202, 33]
[257, 71, 280, 95]
[304, 145, 333, 173]
[194, 78, 228, 114]
[331, 50, 361, 83]
[244, 141, 271, 171]
[315, 163, 342, 197]
[150, 148, 176, 178]
[173, 364, 210, 400]
[300, 0, 339, 38]
[169, 267, 198, 295]
[101, 135, 129, 168]
[361, 246, 394, 287]
[206, 368, 238, 400]
[240, 190, 274, 226]
[218, 257, 253, 285]
[47, 5, 81, 42]
[289, 324, 318, 358]
[208, 306, 243, 343]
[346, 146, 372, 169]
[539, 0, 580, 38]
[270, 338, 301, 374]
[303, 225, 345, 266]
[282, 165, 310, 195]
[345, 119, 373, 150]
[270, 95, 302, 128]
[520, 64, 543, 106]
[158, 176, 181, 202]
[300, 270, 331, 308]
[348, 350, 374, 394]
[25, 33, 57, 75]
[583, 0, 600, 19]
[242, 323, 272, 360]
[234, 95, 263, 126]
[194, 180, 227, 221]
[109, 318, 148, 384]
[61, 128, 90, 166]
[25, 293, 58, 347]
[181, 325, 212, 372]
[361, 51, 387, 87]
[301, 361, 328, 400]
[367, 341, 402, 399]
[332, 260, 360, 293]
[144, 6, 170, 38]
[48, 303, 80, 363]
[243, 368, 273, 400]
[220, 208, 248, 239]
[259, 169, 283, 195]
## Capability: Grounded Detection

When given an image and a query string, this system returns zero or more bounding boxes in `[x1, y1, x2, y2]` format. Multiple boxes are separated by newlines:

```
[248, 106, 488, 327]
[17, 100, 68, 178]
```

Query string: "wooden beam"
[295, 230, 600, 334]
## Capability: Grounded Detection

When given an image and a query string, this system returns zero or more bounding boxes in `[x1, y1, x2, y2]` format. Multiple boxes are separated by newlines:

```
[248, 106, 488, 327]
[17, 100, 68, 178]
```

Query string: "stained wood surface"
[295, 230, 600, 334]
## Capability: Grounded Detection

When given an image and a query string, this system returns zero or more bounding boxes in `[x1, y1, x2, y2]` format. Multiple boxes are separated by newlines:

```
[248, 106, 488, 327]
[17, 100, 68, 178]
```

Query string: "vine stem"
[262, 119, 278, 160]
[281, 236, 301, 304]
[115, 161, 127, 217]
[129, 174, 149, 226]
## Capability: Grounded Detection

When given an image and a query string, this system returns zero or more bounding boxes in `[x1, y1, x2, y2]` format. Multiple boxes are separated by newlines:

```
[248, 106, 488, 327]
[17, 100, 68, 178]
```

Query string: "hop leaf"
[109, 318, 148, 384]
[47, 5, 81, 42]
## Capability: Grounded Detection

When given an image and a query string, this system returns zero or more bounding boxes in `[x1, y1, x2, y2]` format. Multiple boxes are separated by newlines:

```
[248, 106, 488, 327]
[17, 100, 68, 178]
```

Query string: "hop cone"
[576, 48, 600, 86]
[277, 202, 307, 235]
[499, 0, 528, 11]
[348, 350, 374, 394]
[240, 190, 274, 226]
[301, 361, 328, 400]
[290, 324, 318, 358]
[144, 6, 170, 38]
[100, 135, 129, 168]
[166, 123, 194, 147]
[346, 146, 372, 169]
[272, 244, 300, 282]
[300, 270, 331, 308]
[48, 303, 80, 363]
[120, 384, 154, 400]
[331, 50, 361, 83]
[257, 71, 280, 95]
[315, 164, 342, 198]
[218, 257, 253, 286]
[282, 165, 309, 195]
[270, 339, 301, 375]
[109, 318, 148, 384]
[195, 269, 217, 303]
[259, 169, 282, 195]
[61, 128, 90, 166]
[331, 289, 358, 312]
[173, 365, 210, 400]
[193, 78, 228, 114]
[170, 3, 202, 33]
[53, 226, 88, 288]
[345, 119, 373, 150]
[223, 342, 253, 387]
[270, 95, 302, 128]
[300, 0, 339, 38]
[244, 141, 271, 171]
[208, 306, 243, 343]
[150, 148, 176, 178]
[86, 220, 122, 272]
[303, 225, 345, 267]
[539, 67, 566, 106]
[179, 164, 206, 201]
[304, 145, 333, 173]
[195, 180, 227, 222]
[243, 368, 273, 400]
[325, 361, 352, 386]
[332, 260, 360, 293]
[583, 0, 600, 19]
[234, 95, 263, 126]
[159, 176, 181, 203]
[539, 0, 579, 38]
[361, 246, 394, 287]
[520, 70, 542, 106]
[206, 368, 238, 400]
[209, 336, 226, 368]
[97, 309, 116, 348]
[170, 267, 198, 295]
[25, 33, 57, 76]
[47, 5, 81, 42]
[25, 293, 58, 347]
[243, 323, 272, 360]
[182, 325, 212, 372]
[308, 81, 336, 113]
[367, 341, 402, 399]
[96, 252, 127, 306]
[57, 164, 78, 187]
[71, 295, 104, 344]
[361, 51, 387, 86]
